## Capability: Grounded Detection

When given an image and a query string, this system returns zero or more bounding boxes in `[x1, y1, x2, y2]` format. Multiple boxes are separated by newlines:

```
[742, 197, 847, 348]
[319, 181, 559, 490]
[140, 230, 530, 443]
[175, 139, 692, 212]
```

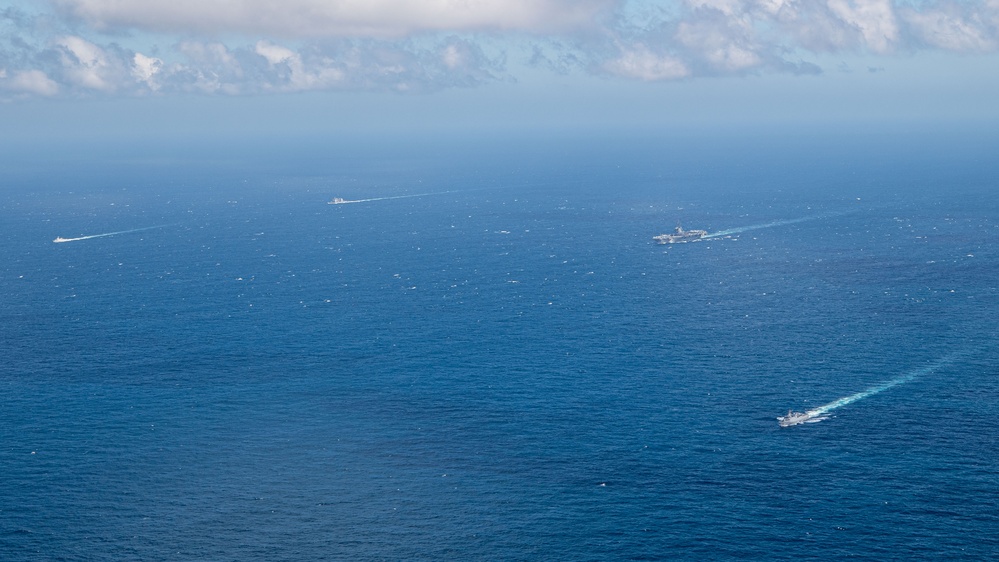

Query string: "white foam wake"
[790, 353, 964, 425]
[53, 224, 172, 243]
[328, 190, 461, 205]
[706, 215, 821, 238]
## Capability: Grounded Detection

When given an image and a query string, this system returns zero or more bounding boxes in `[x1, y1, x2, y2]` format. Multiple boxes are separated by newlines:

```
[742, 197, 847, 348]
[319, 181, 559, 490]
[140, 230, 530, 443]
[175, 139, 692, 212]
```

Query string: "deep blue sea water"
[2, 133, 998, 559]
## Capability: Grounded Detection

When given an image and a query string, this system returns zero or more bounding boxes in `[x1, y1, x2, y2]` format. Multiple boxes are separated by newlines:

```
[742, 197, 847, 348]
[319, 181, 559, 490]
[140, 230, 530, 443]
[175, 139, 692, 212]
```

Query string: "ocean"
[2, 132, 997, 559]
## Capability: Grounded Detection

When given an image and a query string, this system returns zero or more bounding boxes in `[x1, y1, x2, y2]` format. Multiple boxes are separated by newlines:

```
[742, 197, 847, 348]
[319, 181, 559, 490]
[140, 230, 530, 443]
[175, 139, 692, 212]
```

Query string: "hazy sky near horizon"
[3, 0, 999, 137]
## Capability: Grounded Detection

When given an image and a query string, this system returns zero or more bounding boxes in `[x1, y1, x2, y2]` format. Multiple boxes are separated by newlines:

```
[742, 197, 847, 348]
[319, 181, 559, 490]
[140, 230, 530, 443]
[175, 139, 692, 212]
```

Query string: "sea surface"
[2, 133, 998, 560]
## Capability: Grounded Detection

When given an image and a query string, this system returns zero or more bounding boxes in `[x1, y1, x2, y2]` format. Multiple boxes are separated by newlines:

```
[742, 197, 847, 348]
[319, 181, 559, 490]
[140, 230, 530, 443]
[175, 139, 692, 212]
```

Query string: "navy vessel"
[653, 224, 708, 244]
[777, 409, 829, 427]
[777, 410, 811, 427]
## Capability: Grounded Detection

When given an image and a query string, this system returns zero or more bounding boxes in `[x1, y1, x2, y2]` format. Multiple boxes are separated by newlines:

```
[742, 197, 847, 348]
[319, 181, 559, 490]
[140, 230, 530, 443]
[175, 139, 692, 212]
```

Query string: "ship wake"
[707, 215, 820, 238]
[54, 224, 173, 243]
[779, 352, 964, 427]
[329, 190, 461, 205]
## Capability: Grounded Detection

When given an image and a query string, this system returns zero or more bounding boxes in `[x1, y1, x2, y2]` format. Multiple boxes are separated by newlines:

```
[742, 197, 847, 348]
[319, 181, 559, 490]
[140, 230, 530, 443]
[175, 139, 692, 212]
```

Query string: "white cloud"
[254, 40, 345, 91]
[51, 0, 618, 37]
[685, 0, 748, 17]
[55, 35, 117, 90]
[254, 41, 296, 66]
[902, 4, 998, 52]
[178, 42, 239, 67]
[132, 53, 163, 89]
[442, 44, 464, 69]
[603, 45, 690, 80]
[825, 0, 899, 53]
[675, 16, 763, 72]
[2, 69, 60, 96]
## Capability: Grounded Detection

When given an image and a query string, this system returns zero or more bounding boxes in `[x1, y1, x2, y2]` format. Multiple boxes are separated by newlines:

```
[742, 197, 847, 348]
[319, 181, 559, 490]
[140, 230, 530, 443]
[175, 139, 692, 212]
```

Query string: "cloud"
[2, 0, 999, 98]
[55, 35, 120, 90]
[1, 68, 60, 96]
[825, 0, 899, 53]
[254, 40, 346, 91]
[73, 37, 502, 95]
[594, 0, 999, 81]
[602, 44, 690, 80]
[674, 10, 765, 72]
[131, 52, 162, 89]
[2, 10, 507, 98]
[901, 2, 999, 52]
[51, 0, 618, 37]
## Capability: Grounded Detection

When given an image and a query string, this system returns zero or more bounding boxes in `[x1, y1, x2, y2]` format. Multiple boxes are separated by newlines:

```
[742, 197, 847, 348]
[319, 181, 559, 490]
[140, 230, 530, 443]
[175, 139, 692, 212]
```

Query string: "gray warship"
[653, 224, 708, 244]
[777, 409, 829, 427]
[777, 410, 811, 427]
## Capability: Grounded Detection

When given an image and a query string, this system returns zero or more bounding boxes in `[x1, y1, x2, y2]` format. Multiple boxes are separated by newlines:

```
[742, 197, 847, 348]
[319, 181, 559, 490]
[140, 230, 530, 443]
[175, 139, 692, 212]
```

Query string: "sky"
[2, 0, 999, 140]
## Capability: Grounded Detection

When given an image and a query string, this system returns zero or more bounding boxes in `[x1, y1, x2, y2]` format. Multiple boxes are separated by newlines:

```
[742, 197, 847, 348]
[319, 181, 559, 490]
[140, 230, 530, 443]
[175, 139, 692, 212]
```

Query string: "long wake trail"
[706, 216, 817, 238]
[329, 189, 473, 205]
[706, 210, 856, 239]
[53, 224, 173, 243]
[790, 352, 966, 425]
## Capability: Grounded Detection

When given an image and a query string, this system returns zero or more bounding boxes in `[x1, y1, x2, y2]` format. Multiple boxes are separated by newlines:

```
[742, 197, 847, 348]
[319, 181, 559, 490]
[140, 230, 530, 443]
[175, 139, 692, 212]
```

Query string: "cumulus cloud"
[55, 35, 119, 90]
[591, 0, 999, 80]
[131, 52, 163, 89]
[254, 40, 346, 91]
[602, 44, 690, 80]
[901, 1, 999, 52]
[826, 0, 899, 53]
[1, 68, 60, 96]
[674, 11, 764, 72]
[1, 0, 999, 98]
[2, 18, 506, 98]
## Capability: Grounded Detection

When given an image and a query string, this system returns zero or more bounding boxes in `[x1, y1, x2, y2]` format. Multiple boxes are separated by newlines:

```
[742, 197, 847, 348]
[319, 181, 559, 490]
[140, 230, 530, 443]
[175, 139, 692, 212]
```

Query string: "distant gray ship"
[653, 224, 708, 244]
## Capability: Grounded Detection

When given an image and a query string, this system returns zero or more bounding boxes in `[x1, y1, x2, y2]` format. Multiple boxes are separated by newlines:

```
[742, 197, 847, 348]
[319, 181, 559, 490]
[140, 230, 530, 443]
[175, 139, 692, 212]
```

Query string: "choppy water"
[2, 135, 998, 559]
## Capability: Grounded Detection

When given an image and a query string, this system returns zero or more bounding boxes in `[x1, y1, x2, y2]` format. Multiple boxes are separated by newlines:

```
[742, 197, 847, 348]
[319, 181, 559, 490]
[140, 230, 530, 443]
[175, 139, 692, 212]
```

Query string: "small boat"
[53, 237, 70, 243]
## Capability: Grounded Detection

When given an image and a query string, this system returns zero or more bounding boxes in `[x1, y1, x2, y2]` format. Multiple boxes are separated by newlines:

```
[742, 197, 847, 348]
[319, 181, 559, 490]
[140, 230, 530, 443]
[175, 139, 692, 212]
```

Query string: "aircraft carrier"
[653, 224, 708, 244]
